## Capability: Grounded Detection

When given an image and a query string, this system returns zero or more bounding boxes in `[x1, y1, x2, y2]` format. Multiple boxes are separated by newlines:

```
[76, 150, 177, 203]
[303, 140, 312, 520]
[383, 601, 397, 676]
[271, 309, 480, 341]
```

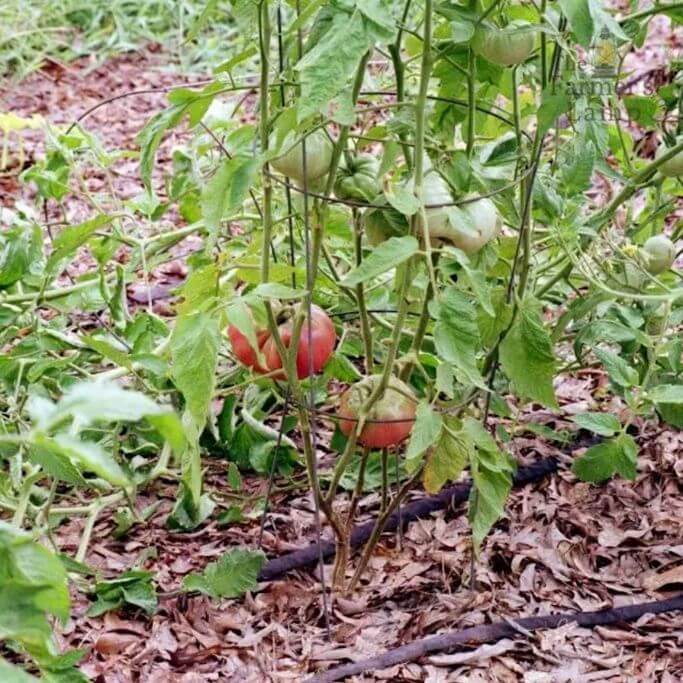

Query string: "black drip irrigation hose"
[258, 456, 559, 582]
[308, 593, 683, 682]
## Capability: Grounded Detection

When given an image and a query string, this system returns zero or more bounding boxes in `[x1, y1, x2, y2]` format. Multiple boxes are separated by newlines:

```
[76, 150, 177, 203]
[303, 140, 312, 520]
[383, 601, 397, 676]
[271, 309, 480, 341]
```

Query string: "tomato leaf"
[433, 287, 485, 389]
[405, 402, 443, 471]
[464, 419, 515, 554]
[594, 348, 639, 388]
[537, 89, 570, 137]
[0, 224, 43, 287]
[182, 549, 265, 598]
[35, 434, 131, 489]
[499, 303, 557, 408]
[423, 423, 468, 493]
[572, 434, 638, 483]
[295, 3, 395, 121]
[341, 236, 418, 286]
[385, 184, 420, 216]
[648, 384, 683, 404]
[201, 155, 260, 235]
[251, 282, 306, 300]
[170, 312, 220, 428]
[572, 412, 621, 437]
[46, 215, 111, 276]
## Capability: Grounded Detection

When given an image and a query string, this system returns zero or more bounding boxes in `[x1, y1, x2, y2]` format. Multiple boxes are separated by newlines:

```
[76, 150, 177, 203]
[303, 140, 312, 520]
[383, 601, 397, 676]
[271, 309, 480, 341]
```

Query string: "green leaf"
[649, 384, 683, 404]
[46, 215, 111, 275]
[87, 570, 157, 617]
[385, 184, 420, 216]
[623, 96, 659, 128]
[182, 549, 265, 599]
[465, 419, 514, 554]
[537, 89, 570, 137]
[0, 224, 42, 288]
[201, 155, 260, 234]
[499, 304, 557, 408]
[0, 521, 70, 659]
[295, 3, 395, 121]
[572, 434, 638, 482]
[572, 412, 621, 437]
[558, 0, 593, 45]
[83, 336, 132, 370]
[341, 236, 418, 287]
[29, 381, 184, 452]
[137, 105, 185, 192]
[251, 282, 307, 300]
[38, 434, 131, 489]
[170, 312, 220, 427]
[433, 288, 484, 388]
[28, 442, 88, 488]
[449, 249, 494, 316]
[175, 264, 219, 316]
[215, 45, 258, 74]
[405, 402, 443, 470]
[561, 141, 595, 196]
[594, 348, 639, 388]
[423, 425, 468, 494]
[0, 659, 39, 682]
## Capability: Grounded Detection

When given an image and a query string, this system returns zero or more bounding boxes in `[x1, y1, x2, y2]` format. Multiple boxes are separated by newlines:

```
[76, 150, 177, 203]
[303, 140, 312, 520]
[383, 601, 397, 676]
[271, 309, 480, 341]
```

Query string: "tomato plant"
[2, 1, 683, 665]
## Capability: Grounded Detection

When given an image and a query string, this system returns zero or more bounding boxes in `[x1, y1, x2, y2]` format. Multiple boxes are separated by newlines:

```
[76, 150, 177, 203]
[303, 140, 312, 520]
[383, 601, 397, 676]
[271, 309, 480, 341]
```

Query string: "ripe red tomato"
[262, 305, 336, 379]
[338, 375, 417, 448]
[228, 324, 269, 372]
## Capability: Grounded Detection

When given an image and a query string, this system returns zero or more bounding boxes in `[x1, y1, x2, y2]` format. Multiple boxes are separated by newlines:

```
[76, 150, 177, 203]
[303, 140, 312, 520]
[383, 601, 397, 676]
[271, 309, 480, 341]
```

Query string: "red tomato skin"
[338, 414, 415, 449]
[338, 376, 417, 448]
[262, 305, 336, 379]
[228, 325, 269, 372]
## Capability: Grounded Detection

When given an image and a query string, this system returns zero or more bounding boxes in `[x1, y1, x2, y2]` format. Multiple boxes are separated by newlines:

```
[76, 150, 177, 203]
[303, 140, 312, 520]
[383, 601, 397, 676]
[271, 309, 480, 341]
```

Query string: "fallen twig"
[308, 594, 683, 682]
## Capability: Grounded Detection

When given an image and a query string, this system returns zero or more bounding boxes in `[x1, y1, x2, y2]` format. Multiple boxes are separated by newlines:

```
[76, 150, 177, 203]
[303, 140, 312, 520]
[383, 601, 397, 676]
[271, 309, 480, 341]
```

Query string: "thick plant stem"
[399, 252, 439, 382]
[333, 447, 370, 588]
[380, 448, 389, 513]
[76, 501, 104, 563]
[348, 467, 423, 592]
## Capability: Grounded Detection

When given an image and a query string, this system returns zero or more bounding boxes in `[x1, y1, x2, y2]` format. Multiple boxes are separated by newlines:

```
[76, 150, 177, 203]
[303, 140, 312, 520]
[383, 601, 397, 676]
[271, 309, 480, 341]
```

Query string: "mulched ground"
[2, 15, 683, 682]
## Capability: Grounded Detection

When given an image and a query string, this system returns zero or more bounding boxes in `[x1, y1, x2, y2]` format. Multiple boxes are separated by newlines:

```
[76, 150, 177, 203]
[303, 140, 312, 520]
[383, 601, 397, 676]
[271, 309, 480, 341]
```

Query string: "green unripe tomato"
[271, 130, 333, 184]
[430, 195, 501, 255]
[471, 20, 537, 66]
[656, 138, 683, 178]
[363, 173, 500, 255]
[642, 235, 676, 274]
[334, 154, 380, 201]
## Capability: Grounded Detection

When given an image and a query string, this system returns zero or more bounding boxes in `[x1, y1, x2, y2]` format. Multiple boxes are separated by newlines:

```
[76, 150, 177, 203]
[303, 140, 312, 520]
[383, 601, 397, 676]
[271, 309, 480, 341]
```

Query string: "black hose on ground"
[308, 593, 683, 682]
[258, 456, 559, 582]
